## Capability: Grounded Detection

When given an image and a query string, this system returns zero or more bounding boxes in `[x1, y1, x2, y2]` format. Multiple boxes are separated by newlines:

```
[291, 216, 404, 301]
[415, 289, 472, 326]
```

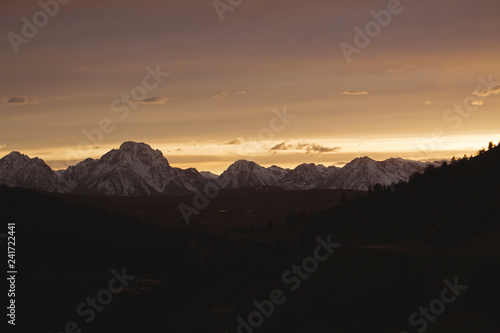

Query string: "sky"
[1, 0, 499, 174]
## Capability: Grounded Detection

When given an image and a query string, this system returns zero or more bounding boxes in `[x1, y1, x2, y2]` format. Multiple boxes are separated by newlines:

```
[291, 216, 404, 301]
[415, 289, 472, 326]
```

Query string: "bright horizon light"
[1, 0, 499, 174]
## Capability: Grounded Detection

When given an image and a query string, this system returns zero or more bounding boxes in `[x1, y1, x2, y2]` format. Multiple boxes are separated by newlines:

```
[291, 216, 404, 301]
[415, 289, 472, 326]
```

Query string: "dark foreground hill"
[306, 142, 500, 255]
[1, 143, 499, 332]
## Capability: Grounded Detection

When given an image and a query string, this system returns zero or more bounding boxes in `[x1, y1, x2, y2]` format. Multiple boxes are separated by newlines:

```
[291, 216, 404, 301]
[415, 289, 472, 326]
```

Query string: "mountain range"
[0, 141, 443, 196]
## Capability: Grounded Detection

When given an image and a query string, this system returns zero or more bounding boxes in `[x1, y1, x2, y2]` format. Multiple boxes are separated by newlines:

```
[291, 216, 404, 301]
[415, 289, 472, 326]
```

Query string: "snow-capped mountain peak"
[0, 151, 63, 192]
[61, 141, 198, 196]
[0, 141, 442, 195]
[219, 160, 282, 189]
[281, 163, 334, 190]
[324, 156, 428, 190]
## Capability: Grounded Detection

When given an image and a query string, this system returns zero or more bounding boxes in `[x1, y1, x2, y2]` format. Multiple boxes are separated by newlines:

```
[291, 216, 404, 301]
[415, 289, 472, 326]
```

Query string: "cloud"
[225, 138, 244, 145]
[213, 91, 229, 101]
[470, 100, 484, 106]
[300, 143, 342, 154]
[425, 100, 432, 105]
[4, 96, 39, 105]
[270, 140, 293, 151]
[386, 65, 415, 73]
[166, 148, 183, 153]
[270, 141, 341, 154]
[0, 144, 6, 149]
[473, 85, 500, 97]
[213, 91, 247, 100]
[342, 90, 369, 96]
[134, 96, 169, 104]
[3, 96, 71, 105]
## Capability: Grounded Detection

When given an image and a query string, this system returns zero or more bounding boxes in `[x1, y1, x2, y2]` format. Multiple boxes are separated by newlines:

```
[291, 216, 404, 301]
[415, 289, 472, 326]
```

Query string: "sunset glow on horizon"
[1, 0, 499, 173]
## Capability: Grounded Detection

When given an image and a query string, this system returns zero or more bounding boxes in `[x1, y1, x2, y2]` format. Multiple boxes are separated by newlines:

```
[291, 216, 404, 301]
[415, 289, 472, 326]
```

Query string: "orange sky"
[1, 0, 499, 173]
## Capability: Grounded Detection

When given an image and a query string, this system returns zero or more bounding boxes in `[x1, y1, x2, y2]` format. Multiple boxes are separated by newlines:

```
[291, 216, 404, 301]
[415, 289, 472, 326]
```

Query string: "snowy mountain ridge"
[0, 141, 444, 195]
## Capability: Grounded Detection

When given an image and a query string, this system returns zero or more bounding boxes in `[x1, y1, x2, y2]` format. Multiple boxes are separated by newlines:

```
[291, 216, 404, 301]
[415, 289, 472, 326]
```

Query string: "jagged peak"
[229, 160, 259, 168]
[348, 156, 377, 164]
[233, 159, 253, 164]
[297, 163, 317, 167]
[1, 151, 45, 166]
[119, 141, 157, 154]
[97, 141, 169, 167]
[3, 151, 28, 159]
[294, 163, 327, 170]
[353, 156, 375, 161]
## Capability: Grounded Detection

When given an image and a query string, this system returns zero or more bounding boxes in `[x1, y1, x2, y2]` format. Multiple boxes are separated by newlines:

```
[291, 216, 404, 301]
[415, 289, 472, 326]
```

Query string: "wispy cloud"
[271, 141, 341, 154]
[342, 90, 369, 96]
[470, 100, 484, 106]
[134, 96, 169, 104]
[473, 85, 500, 97]
[166, 148, 184, 153]
[0, 144, 6, 149]
[386, 65, 415, 73]
[425, 100, 432, 105]
[3, 96, 71, 105]
[213, 91, 229, 101]
[224, 138, 244, 145]
[298, 143, 342, 154]
[5, 96, 39, 105]
[213, 91, 247, 101]
[270, 141, 293, 151]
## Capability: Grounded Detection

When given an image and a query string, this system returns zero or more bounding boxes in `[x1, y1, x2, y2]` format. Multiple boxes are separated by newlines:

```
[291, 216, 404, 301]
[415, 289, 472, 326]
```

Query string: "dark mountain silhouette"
[0, 151, 62, 192]
[306, 142, 500, 255]
[2, 141, 499, 332]
[0, 141, 442, 195]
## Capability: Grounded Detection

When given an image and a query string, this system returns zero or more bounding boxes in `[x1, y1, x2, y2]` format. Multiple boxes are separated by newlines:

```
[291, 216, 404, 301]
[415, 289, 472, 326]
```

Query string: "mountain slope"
[0, 141, 446, 196]
[324, 157, 429, 190]
[306, 144, 500, 255]
[63, 142, 196, 196]
[0, 152, 64, 192]
[281, 163, 337, 190]
[218, 160, 284, 189]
